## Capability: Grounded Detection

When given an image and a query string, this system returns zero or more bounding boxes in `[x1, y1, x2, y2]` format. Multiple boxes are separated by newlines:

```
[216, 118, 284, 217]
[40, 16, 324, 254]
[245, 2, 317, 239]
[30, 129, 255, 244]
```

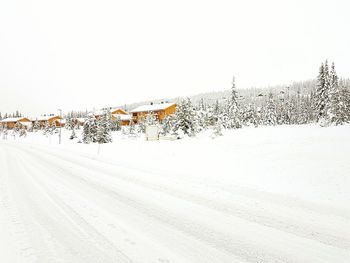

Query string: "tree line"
[1, 60, 349, 142]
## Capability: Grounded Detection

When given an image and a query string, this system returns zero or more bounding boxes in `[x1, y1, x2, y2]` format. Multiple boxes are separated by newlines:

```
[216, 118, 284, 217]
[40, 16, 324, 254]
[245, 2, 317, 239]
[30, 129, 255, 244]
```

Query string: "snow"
[94, 108, 127, 116]
[112, 113, 132, 121]
[0, 117, 29, 123]
[0, 125, 350, 262]
[31, 115, 59, 121]
[130, 102, 175, 113]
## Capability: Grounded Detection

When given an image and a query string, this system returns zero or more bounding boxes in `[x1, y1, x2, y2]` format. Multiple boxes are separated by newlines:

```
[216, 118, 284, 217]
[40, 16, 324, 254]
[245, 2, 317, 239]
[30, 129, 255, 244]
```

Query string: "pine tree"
[2, 129, 8, 140]
[242, 104, 258, 127]
[314, 60, 332, 125]
[43, 121, 51, 135]
[128, 119, 137, 136]
[263, 93, 278, 125]
[160, 115, 174, 135]
[96, 110, 112, 144]
[82, 115, 97, 143]
[196, 106, 210, 131]
[333, 79, 350, 124]
[13, 122, 21, 133]
[33, 121, 40, 132]
[65, 118, 74, 130]
[327, 62, 349, 125]
[145, 112, 157, 126]
[213, 100, 221, 116]
[19, 127, 27, 137]
[173, 98, 198, 136]
[138, 115, 146, 133]
[226, 76, 242, 129]
[113, 116, 122, 131]
[213, 119, 223, 137]
[51, 121, 57, 133]
[69, 129, 77, 140]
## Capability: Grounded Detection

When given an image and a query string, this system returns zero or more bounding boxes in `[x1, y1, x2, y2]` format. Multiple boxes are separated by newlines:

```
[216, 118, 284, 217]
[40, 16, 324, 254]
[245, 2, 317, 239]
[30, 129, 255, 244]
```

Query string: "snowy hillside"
[1, 124, 350, 262]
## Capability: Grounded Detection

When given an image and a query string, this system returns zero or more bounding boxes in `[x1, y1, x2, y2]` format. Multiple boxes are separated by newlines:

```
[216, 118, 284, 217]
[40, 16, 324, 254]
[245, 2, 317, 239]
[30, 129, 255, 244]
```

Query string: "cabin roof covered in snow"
[32, 115, 60, 121]
[0, 117, 30, 123]
[110, 108, 127, 114]
[130, 103, 175, 113]
[94, 108, 127, 116]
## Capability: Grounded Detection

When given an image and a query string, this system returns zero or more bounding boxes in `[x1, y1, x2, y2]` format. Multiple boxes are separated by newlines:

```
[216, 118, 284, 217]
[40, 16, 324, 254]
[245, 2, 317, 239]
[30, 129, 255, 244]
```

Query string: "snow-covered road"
[1, 134, 350, 262]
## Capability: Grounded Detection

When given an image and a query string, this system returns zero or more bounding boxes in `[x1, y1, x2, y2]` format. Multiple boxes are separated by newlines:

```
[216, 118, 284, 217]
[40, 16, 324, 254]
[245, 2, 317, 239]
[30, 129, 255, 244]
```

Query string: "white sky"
[0, 0, 349, 116]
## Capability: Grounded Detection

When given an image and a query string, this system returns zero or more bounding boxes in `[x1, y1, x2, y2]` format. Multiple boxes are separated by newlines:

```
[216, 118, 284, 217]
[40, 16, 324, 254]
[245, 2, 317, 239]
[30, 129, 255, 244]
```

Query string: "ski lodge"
[130, 102, 176, 123]
[0, 117, 31, 129]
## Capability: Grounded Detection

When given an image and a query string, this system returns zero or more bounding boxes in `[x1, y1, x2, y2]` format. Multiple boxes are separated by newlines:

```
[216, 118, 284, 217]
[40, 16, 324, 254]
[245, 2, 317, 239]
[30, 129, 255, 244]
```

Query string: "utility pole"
[58, 109, 62, 144]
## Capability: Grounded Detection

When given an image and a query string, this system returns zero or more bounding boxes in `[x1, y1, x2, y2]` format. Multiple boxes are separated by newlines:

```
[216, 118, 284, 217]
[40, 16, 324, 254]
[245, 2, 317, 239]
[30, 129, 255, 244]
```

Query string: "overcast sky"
[0, 0, 349, 116]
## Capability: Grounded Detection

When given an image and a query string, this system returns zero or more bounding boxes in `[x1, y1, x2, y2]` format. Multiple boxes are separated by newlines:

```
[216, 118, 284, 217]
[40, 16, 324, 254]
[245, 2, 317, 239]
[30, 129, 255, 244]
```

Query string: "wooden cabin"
[0, 117, 31, 129]
[130, 102, 176, 123]
[55, 119, 66, 127]
[111, 108, 128, 115]
[32, 115, 61, 128]
[112, 114, 132, 126]
[94, 108, 131, 125]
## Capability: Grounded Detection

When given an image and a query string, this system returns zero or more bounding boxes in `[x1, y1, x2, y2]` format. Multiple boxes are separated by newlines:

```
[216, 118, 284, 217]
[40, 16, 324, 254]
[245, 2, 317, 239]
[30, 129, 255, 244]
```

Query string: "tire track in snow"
[2, 144, 133, 263]
[17, 142, 350, 219]
[10, 144, 241, 263]
[8, 143, 350, 263]
[12, 142, 350, 251]
[0, 146, 41, 263]
[17, 154, 135, 263]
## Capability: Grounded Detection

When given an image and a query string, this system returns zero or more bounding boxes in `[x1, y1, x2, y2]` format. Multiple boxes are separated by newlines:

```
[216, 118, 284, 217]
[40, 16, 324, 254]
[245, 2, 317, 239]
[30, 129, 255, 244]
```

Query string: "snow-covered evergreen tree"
[13, 122, 21, 133]
[128, 119, 137, 136]
[225, 76, 242, 129]
[138, 115, 146, 133]
[19, 127, 27, 137]
[146, 112, 157, 126]
[173, 98, 198, 136]
[213, 119, 223, 137]
[65, 118, 74, 130]
[96, 110, 113, 144]
[313, 60, 332, 125]
[327, 62, 349, 125]
[242, 104, 258, 127]
[69, 129, 77, 140]
[82, 114, 97, 143]
[113, 116, 122, 131]
[43, 121, 51, 135]
[263, 93, 278, 125]
[160, 115, 174, 135]
[2, 129, 8, 140]
[337, 82, 350, 124]
[51, 121, 57, 133]
[33, 121, 40, 132]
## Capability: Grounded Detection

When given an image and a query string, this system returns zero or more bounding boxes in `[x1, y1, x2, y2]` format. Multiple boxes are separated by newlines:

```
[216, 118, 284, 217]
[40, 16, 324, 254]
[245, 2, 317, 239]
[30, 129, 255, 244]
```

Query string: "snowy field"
[0, 125, 350, 263]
